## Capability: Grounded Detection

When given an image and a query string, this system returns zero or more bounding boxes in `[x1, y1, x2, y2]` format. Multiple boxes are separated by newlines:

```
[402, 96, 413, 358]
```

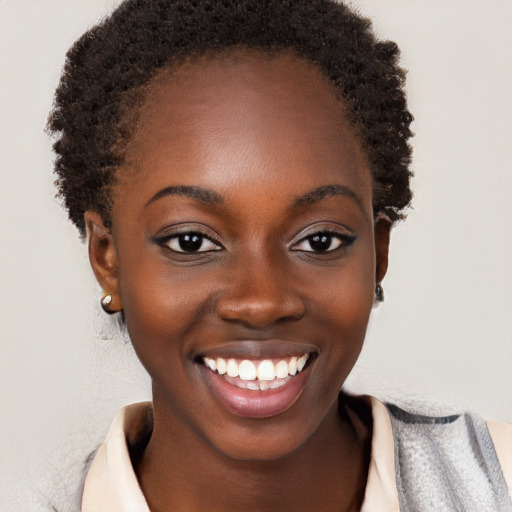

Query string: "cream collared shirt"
[82, 398, 512, 511]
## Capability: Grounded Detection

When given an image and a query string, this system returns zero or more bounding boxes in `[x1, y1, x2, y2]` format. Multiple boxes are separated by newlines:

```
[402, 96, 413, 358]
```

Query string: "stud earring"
[375, 283, 384, 303]
[100, 294, 114, 314]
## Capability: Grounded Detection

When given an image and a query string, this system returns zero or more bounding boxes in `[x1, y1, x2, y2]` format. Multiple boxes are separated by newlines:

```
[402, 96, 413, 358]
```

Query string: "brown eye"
[302, 233, 341, 252]
[167, 233, 221, 253]
[312, 234, 335, 252]
[292, 231, 356, 253]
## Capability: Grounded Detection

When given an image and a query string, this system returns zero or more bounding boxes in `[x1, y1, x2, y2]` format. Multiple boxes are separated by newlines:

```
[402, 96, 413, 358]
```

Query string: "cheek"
[308, 238, 375, 320]
[306, 241, 375, 367]
[118, 261, 215, 370]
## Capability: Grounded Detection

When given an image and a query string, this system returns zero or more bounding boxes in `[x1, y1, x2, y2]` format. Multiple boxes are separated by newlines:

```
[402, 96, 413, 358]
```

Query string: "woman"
[39, 0, 511, 510]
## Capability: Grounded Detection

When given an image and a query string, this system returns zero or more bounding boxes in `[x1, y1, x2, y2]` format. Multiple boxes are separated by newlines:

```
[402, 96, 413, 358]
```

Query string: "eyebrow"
[145, 183, 366, 217]
[145, 185, 223, 208]
[291, 184, 365, 213]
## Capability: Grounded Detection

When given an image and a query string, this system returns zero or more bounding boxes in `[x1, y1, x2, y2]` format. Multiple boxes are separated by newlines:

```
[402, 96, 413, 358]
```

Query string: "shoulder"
[385, 401, 512, 511]
[82, 402, 152, 512]
[487, 418, 512, 496]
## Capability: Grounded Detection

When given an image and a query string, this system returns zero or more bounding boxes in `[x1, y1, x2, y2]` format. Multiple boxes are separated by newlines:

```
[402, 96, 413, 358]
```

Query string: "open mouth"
[202, 354, 310, 390]
[198, 351, 315, 418]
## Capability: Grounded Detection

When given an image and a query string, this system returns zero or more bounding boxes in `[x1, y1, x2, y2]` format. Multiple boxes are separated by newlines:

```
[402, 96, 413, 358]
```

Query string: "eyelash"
[154, 228, 356, 255]
[155, 231, 223, 254]
[291, 230, 356, 254]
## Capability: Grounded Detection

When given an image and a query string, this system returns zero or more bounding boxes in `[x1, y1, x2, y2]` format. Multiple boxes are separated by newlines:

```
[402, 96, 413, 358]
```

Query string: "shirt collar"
[82, 396, 399, 511]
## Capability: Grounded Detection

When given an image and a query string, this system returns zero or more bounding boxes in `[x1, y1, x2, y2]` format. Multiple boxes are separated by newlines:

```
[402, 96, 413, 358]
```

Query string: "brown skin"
[86, 51, 390, 511]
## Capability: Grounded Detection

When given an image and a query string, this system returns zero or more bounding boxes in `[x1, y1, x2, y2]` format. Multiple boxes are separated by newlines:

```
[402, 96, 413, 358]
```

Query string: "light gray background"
[1, 0, 511, 509]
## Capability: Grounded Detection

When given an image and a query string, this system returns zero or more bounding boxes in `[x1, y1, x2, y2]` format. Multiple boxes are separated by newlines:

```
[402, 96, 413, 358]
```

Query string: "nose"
[216, 253, 305, 329]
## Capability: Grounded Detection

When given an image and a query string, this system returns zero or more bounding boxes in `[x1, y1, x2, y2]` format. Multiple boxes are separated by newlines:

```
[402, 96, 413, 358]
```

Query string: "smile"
[199, 351, 314, 418]
[202, 355, 309, 390]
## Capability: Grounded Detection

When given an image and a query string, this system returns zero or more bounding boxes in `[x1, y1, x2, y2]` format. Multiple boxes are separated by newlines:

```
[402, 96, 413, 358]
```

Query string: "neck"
[136, 391, 371, 512]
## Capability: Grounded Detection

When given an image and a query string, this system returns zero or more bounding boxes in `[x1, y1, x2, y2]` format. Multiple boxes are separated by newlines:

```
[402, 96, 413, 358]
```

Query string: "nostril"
[216, 261, 305, 327]
[217, 297, 305, 327]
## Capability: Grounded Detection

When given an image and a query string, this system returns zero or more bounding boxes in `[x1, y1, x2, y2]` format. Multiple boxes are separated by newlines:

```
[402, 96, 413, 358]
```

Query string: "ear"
[374, 217, 391, 285]
[84, 211, 123, 313]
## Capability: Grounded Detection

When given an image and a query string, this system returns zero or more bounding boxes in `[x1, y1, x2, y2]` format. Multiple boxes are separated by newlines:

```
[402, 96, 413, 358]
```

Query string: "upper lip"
[195, 340, 318, 360]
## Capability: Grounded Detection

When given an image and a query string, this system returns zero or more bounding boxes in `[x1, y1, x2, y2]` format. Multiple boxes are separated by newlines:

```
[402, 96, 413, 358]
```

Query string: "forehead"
[119, 50, 372, 206]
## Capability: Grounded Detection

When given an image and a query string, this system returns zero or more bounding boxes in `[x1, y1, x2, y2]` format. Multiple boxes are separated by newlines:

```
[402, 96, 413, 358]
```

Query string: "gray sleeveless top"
[386, 403, 512, 511]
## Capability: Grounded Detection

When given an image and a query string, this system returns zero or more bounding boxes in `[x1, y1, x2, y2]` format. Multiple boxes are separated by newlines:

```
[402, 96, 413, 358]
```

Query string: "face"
[87, 51, 389, 461]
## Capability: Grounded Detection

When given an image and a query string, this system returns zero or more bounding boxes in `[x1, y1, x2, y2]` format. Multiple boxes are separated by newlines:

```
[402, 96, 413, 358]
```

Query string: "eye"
[166, 232, 221, 253]
[292, 231, 355, 253]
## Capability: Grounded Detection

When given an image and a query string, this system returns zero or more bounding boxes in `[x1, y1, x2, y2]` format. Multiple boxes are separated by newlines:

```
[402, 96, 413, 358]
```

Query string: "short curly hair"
[47, 0, 413, 235]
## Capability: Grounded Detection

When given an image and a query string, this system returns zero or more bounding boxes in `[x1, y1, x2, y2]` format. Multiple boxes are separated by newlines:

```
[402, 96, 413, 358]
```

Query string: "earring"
[375, 283, 384, 303]
[100, 294, 114, 314]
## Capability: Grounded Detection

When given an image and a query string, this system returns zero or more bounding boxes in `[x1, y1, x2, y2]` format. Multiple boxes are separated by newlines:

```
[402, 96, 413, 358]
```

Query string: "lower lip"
[201, 364, 311, 418]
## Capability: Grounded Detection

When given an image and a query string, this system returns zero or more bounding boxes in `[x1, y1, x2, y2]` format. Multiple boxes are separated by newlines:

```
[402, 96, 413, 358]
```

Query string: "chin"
[206, 424, 313, 462]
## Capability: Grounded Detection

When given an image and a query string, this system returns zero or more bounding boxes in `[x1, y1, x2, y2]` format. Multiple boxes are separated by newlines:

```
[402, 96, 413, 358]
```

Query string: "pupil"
[310, 234, 331, 252]
[179, 233, 202, 252]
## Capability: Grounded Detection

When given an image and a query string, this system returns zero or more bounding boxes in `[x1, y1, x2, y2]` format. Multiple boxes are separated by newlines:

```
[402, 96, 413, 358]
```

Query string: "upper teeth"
[203, 354, 309, 381]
